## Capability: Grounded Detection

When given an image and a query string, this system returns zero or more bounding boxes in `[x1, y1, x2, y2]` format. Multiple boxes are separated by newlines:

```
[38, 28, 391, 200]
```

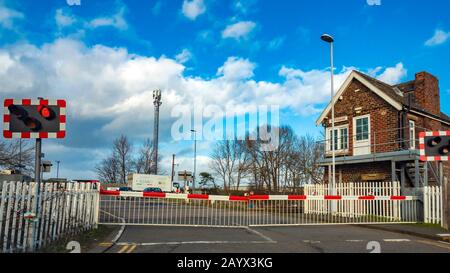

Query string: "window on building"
[355, 117, 369, 141]
[409, 120, 415, 149]
[326, 126, 349, 152]
[340, 127, 348, 150]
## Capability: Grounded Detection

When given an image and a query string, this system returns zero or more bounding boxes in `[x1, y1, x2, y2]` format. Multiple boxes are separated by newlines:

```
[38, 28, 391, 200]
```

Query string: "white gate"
[99, 190, 420, 227]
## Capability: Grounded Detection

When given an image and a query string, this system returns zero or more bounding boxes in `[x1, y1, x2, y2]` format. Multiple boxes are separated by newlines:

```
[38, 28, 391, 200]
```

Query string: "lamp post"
[321, 34, 336, 197]
[191, 129, 197, 193]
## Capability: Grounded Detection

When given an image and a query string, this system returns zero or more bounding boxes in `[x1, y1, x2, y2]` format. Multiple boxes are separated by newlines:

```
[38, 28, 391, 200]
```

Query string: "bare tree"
[113, 135, 133, 184]
[297, 135, 324, 185]
[240, 126, 323, 193]
[0, 139, 34, 175]
[210, 139, 250, 192]
[134, 138, 158, 174]
[96, 154, 120, 183]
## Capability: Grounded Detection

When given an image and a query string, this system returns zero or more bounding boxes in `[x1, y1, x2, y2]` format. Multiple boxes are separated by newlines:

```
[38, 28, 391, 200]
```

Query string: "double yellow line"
[117, 243, 138, 253]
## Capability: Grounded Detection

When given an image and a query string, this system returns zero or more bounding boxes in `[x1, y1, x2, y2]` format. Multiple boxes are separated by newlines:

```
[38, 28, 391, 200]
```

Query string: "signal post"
[3, 98, 67, 249]
[420, 131, 450, 229]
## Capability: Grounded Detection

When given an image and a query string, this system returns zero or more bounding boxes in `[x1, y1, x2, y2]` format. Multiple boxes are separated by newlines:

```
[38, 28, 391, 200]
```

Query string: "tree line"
[95, 135, 159, 184]
[97, 126, 324, 193]
[209, 126, 324, 193]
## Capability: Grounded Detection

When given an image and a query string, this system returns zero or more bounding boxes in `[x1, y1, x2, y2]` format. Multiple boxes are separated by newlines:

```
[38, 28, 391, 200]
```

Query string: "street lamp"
[191, 129, 197, 193]
[321, 33, 336, 196]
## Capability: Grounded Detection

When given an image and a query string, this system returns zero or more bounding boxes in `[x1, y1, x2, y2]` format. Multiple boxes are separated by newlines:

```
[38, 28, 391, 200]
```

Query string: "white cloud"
[175, 49, 193, 64]
[0, 38, 408, 178]
[54, 4, 128, 33]
[425, 29, 450, 47]
[87, 6, 127, 30]
[55, 9, 76, 28]
[374, 62, 407, 85]
[222, 21, 256, 40]
[0, 38, 405, 131]
[182, 0, 206, 20]
[217, 57, 255, 81]
[0, 4, 23, 29]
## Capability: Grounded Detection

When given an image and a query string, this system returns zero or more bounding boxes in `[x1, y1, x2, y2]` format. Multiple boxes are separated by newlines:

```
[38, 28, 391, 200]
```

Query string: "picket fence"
[0, 181, 99, 253]
[424, 185, 442, 224]
[303, 182, 401, 216]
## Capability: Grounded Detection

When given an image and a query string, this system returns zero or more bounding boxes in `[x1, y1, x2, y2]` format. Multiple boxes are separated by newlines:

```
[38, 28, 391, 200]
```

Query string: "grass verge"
[39, 225, 115, 253]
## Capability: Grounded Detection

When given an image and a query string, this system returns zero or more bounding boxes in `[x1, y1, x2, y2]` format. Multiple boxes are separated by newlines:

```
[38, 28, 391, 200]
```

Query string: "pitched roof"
[440, 112, 450, 123]
[353, 70, 405, 105]
[355, 71, 450, 124]
[316, 70, 450, 125]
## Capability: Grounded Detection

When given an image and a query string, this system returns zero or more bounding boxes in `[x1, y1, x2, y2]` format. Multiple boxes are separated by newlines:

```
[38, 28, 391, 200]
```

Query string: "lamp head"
[321, 34, 334, 43]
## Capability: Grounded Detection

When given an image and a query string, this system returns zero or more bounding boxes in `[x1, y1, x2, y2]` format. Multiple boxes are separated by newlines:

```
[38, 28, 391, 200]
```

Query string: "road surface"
[100, 225, 450, 253]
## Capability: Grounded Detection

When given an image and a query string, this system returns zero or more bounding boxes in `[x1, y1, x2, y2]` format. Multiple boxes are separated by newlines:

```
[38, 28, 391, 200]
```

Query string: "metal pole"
[171, 154, 175, 183]
[192, 130, 197, 192]
[152, 89, 162, 175]
[56, 160, 60, 179]
[32, 138, 42, 251]
[19, 139, 22, 172]
[443, 176, 449, 230]
[330, 41, 336, 196]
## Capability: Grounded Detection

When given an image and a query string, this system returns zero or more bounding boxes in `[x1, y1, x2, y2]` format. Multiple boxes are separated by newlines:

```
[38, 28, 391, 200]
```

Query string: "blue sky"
[0, 0, 449, 180]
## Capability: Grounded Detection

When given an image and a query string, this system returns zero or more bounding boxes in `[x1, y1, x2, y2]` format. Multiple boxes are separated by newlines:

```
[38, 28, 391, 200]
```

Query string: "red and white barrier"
[99, 190, 417, 201]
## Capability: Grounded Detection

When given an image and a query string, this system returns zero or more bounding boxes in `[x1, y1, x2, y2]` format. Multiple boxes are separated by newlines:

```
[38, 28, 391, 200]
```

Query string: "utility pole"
[191, 129, 197, 193]
[152, 89, 162, 175]
[171, 154, 176, 183]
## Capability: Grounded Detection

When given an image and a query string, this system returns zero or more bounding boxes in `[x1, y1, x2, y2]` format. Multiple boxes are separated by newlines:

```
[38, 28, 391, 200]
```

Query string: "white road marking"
[383, 239, 411, 242]
[346, 240, 364, 242]
[244, 227, 276, 242]
[101, 210, 126, 243]
[303, 240, 321, 244]
[116, 240, 276, 246]
[437, 234, 450, 237]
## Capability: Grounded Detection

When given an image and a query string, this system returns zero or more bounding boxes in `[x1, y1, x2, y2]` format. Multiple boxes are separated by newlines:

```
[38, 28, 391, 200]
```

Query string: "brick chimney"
[413, 71, 440, 116]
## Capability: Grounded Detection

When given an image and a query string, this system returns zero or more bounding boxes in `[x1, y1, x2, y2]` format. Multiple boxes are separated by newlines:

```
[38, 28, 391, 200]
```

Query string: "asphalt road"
[102, 225, 450, 253]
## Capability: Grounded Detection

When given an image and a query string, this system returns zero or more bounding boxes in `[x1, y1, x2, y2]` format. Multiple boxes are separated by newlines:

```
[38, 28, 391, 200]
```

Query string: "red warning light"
[37, 105, 54, 120]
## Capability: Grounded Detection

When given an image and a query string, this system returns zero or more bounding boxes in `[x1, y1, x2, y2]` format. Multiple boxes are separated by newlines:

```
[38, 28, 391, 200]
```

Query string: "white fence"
[424, 185, 442, 224]
[0, 181, 99, 253]
[304, 182, 401, 216]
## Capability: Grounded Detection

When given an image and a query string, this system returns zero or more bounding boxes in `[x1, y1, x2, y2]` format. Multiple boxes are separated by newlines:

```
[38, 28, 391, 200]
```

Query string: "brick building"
[316, 70, 450, 192]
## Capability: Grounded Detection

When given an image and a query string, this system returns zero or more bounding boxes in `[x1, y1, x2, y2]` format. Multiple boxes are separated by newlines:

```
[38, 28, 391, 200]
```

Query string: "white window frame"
[354, 114, 371, 143]
[409, 120, 416, 149]
[326, 124, 349, 153]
